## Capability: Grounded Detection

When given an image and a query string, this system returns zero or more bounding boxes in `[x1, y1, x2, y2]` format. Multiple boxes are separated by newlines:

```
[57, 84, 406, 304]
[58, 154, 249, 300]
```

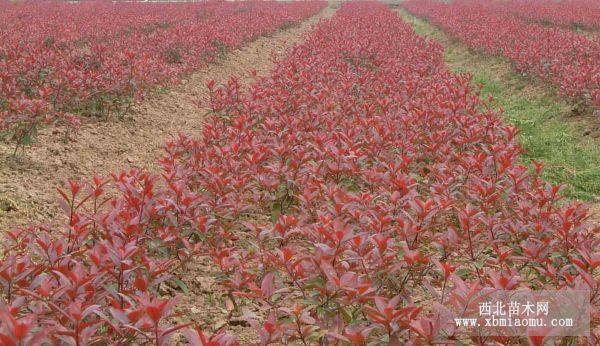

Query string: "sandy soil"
[0, 6, 337, 232]
[588, 204, 600, 226]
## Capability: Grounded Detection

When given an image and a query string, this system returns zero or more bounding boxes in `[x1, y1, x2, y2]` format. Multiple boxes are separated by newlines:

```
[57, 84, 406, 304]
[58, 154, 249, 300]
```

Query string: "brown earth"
[0, 6, 337, 233]
[589, 204, 600, 226]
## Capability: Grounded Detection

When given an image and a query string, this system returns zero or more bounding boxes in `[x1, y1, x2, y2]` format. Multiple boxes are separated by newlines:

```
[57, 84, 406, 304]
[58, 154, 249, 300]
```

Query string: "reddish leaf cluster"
[499, 0, 600, 30]
[402, 0, 600, 109]
[0, 2, 598, 345]
[0, 170, 210, 344]
[0, 0, 325, 151]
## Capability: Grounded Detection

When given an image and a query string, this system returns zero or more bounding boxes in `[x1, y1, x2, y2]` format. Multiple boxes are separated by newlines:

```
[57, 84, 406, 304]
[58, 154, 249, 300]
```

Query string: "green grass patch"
[398, 10, 600, 201]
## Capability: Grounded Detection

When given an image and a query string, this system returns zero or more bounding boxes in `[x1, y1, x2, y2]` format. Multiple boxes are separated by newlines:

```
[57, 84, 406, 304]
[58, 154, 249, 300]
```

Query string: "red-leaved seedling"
[0, 2, 597, 345]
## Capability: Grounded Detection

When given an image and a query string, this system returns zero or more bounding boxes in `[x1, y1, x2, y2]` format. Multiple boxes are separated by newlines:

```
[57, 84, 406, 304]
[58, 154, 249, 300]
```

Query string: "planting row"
[402, 0, 600, 109]
[498, 0, 600, 31]
[0, 0, 325, 151]
[1, 1, 598, 345]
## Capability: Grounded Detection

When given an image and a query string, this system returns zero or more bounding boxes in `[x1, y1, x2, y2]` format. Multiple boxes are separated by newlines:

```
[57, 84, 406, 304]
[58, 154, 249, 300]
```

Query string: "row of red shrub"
[498, 0, 600, 31]
[402, 0, 600, 109]
[0, 0, 325, 151]
[1, 1, 597, 345]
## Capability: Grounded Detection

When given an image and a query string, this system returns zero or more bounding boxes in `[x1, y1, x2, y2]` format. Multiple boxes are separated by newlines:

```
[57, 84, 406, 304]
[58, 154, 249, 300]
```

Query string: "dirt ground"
[589, 204, 600, 226]
[0, 6, 337, 232]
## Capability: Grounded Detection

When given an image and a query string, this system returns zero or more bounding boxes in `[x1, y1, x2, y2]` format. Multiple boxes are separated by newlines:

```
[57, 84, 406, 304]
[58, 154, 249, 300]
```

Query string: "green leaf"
[456, 268, 471, 278]
[341, 306, 353, 323]
[173, 278, 189, 294]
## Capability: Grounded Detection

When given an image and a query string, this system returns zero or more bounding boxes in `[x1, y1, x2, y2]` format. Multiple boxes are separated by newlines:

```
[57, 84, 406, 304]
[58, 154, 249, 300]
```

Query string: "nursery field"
[0, 0, 598, 345]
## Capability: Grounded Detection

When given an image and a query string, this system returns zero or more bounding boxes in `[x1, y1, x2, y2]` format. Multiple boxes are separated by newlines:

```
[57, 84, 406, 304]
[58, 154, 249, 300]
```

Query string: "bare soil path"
[0, 6, 337, 231]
